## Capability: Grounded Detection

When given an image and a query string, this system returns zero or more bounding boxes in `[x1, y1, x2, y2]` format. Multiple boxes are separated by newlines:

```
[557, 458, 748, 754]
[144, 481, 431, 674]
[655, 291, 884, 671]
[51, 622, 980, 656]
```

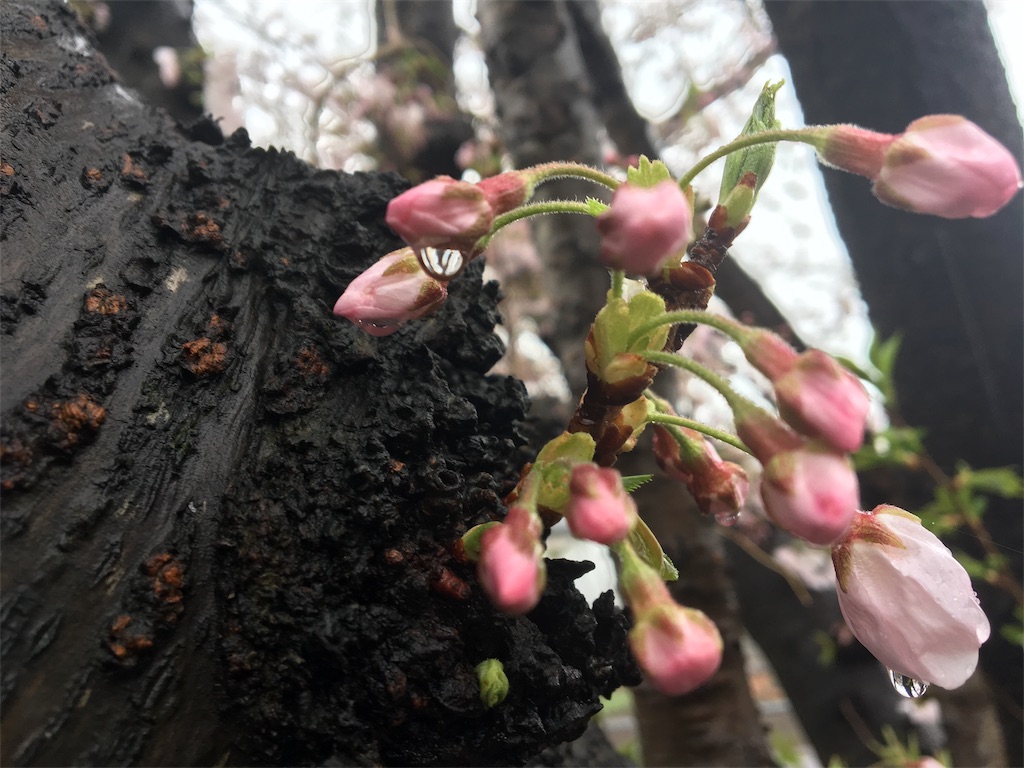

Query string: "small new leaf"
[585, 197, 610, 216]
[620, 474, 654, 493]
[626, 155, 673, 188]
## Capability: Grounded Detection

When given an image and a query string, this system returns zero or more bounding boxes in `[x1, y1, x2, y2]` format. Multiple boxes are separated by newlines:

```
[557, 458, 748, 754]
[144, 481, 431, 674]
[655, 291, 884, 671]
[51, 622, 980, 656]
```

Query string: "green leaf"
[958, 465, 1024, 499]
[620, 474, 654, 493]
[718, 80, 784, 201]
[868, 332, 902, 404]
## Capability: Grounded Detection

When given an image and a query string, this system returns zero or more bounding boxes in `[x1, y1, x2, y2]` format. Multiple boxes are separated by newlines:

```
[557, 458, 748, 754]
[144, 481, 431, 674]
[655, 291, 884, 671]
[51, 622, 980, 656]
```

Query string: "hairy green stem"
[645, 412, 750, 455]
[476, 199, 596, 250]
[628, 309, 747, 349]
[527, 161, 621, 191]
[676, 127, 819, 191]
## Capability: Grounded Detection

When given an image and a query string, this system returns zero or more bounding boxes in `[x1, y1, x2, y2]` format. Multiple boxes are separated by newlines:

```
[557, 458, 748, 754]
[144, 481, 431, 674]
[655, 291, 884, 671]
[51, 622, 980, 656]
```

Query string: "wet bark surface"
[0, 2, 639, 765]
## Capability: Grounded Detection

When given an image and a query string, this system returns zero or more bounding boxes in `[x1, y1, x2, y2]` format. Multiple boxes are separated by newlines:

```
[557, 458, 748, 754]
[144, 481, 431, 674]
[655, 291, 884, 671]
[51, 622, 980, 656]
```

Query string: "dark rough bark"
[766, 2, 1024, 765]
[91, 0, 204, 125]
[0, 2, 639, 765]
[479, 3, 772, 766]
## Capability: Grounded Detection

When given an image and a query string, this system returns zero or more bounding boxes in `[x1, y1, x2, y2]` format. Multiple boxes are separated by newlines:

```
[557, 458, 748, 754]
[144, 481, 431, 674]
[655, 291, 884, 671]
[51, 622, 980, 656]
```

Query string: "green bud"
[718, 80, 784, 203]
[475, 659, 509, 709]
[717, 172, 757, 229]
[461, 521, 500, 562]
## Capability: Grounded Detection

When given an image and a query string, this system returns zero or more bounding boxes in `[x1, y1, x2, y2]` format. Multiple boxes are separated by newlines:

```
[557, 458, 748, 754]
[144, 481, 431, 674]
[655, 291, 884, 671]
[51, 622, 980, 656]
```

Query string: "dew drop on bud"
[714, 508, 739, 526]
[417, 247, 464, 280]
[888, 669, 929, 698]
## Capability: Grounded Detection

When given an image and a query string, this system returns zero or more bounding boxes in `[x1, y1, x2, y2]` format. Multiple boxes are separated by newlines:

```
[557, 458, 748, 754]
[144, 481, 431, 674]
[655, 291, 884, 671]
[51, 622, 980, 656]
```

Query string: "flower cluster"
[330, 82, 1018, 698]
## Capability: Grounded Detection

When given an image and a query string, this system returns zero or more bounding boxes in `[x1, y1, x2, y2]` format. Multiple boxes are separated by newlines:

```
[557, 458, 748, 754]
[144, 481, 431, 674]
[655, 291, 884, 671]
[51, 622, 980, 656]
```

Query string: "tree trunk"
[766, 2, 1024, 765]
[0, 3, 638, 764]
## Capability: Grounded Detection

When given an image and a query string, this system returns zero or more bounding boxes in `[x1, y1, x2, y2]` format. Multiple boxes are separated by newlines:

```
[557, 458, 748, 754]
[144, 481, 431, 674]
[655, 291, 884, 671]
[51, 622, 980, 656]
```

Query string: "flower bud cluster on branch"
[331, 80, 1018, 698]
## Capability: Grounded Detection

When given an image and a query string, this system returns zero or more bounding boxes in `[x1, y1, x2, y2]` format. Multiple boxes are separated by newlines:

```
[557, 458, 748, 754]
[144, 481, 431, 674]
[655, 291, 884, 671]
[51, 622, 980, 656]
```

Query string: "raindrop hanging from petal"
[888, 669, 929, 698]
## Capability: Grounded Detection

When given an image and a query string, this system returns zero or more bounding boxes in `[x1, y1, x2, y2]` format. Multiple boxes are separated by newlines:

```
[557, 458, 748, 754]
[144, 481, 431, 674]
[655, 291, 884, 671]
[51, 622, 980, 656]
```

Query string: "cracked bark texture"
[0, 2, 640, 765]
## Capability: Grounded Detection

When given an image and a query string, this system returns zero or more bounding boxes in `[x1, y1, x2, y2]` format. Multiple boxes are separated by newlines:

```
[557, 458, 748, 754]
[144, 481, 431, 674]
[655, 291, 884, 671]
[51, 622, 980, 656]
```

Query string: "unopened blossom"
[596, 181, 693, 274]
[814, 116, 1022, 219]
[832, 506, 991, 690]
[736, 408, 858, 545]
[630, 604, 723, 696]
[738, 331, 869, 453]
[651, 425, 748, 521]
[618, 541, 722, 695]
[333, 248, 447, 336]
[386, 176, 494, 254]
[565, 464, 637, 545]
[477, 505, 545, 615]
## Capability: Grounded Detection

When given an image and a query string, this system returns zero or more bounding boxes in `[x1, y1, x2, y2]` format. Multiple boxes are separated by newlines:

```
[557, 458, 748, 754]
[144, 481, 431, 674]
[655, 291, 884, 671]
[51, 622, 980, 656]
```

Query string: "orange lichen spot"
[109, 642, 128, 659]
[181, 337, 227, 375]
[431, 568, 471, 601]
[295, 346, 329, 378]
[126, 635, 154, 652]
[144, 553, 174, 576]
[24, 400, 38, 412]
[388, 459, 405, 473]
[229, 250, 249, 268]
[217, 197, 230, 209]
[279, 257, 291, 267]
[384, 548, 404, 565]
[185, 212, 222, 245]
[51, 394, 106, 448]
[31, 14, 46, 31]
[111, 614, 132, 634]
[1, 162, 14, 176]
[85, 167, 102, 182]
[121, 153, 146, 183]
[84, 286, 126, 315]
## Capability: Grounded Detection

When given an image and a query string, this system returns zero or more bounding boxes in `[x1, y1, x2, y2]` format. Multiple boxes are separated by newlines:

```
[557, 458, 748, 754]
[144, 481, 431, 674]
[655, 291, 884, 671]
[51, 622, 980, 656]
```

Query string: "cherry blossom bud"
[565, 464, 637, 544]
[814, 116, 1022, 219]
[477, 505, 545, 615]
[616, 541, 723, 695]
[651, 426, 748, 523]
[832, 506, 991, 690]
[477, 171, 532, 217]
[759, 445, 859, 546]
[629, 604, 723, 696]
[774, 350, 869, 453]
[738, 331, 869, 452]
[386, 176, 494, 254]
[596, 181, 693, 274]
[333, 248, 447, 336]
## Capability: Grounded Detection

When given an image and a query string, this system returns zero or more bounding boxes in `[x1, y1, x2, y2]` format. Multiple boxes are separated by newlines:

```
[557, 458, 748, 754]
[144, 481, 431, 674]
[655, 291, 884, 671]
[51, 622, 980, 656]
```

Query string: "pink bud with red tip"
[651, 425, 748, 522]
[739, 330, 869, 453]
[629, 605, 724, 696]
[735, 407, 858, 545]
[596, 181, 693, 274]
[333, 248, 447, 336]
[565, 464, 637, 545]
[814, 116, 1022, 219]
[477, 504, 546, 615]
[617, 541, 722, 695]
[832, 506, 991, 689]
[386, 176, 494, 254]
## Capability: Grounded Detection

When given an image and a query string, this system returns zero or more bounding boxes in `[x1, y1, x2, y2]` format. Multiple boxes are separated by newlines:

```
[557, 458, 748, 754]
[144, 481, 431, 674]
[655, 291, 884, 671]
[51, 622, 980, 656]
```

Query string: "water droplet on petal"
[355, 318, 403, 336]
[417, 247, 464, 280]
[714, 508, 739, 526]
[888, 669, 929, 698]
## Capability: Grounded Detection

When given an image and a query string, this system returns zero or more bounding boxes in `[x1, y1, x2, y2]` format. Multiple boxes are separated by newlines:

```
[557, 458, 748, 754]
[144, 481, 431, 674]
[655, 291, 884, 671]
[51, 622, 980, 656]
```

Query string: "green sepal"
[533, 433, 597, 514]
[625, 291, 668, 353]
[718, 80, 784, 202]
[626, 155, 673, 188]
[584, 197, 610, 216]
[626, 517, 679, 581]
[461, 521, 500, 562]
[535, 432, 597, 467]
[620, 474, 654, 493]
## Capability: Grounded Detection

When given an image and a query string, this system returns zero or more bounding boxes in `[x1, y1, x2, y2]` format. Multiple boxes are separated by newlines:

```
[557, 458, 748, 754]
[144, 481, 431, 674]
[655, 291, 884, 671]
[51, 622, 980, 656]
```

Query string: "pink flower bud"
[832, 506, 991, 689]
[651, 426, 748, 522]
[477, 505, 546, 614]
[759, 445, 859, 545]
[566, 464, 638, 545]
[817, 116, 1023, 219]
[385, 176, 494, 254]
[476, 171, 531, 217]
[738, 332, 868, 453]
[596, 181, 693, 274]
[774, 350, 870, 453]
[333, 248, 447, 336]
[629, 605, 723, 696]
